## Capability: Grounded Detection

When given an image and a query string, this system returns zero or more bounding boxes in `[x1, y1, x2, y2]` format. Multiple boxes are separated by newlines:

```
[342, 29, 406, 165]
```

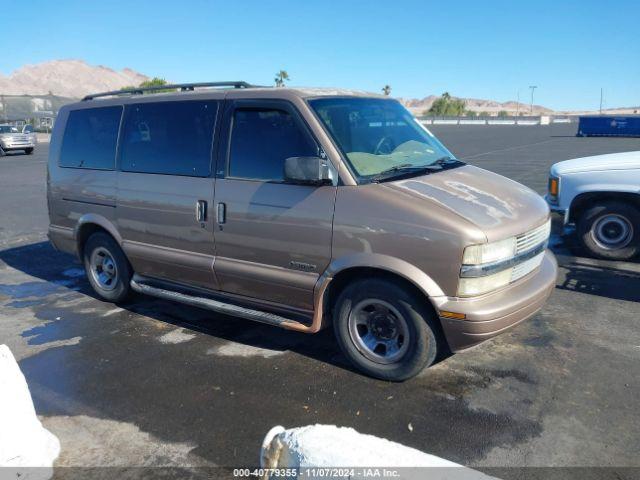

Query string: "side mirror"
[284, 156, 333, 186]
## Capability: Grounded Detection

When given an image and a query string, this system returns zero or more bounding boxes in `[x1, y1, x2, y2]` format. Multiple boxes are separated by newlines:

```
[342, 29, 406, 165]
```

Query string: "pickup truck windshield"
[309, 97, 459, 182]
[0, 126, 18, 133]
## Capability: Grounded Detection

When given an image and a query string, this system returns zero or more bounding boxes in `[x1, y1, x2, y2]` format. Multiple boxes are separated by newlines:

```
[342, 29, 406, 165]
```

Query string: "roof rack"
[82, 81, 257, 101]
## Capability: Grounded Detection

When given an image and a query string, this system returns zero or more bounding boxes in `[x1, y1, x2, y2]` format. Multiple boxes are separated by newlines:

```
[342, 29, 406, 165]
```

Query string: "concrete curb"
[260, 424, 497, 479]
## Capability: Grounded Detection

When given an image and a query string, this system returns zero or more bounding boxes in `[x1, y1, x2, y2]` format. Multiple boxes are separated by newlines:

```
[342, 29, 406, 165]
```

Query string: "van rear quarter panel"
[48, 106, 118, 255]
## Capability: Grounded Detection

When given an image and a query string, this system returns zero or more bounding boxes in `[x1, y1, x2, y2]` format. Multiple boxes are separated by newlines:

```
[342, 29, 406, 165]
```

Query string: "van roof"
[74, 82, 387, 108]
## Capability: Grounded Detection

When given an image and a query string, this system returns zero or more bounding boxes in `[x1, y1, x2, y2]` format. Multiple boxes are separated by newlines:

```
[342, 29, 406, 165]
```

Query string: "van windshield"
[309, 97, 461, 183]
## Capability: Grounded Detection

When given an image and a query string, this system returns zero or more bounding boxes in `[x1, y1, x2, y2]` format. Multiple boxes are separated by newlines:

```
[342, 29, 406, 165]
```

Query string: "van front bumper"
[433, 250, 557, 351]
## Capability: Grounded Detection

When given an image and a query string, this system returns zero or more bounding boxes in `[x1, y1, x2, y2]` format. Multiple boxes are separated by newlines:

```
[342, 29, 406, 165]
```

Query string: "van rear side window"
[120, 101, 218, 177]
[60, 106, 122, 169]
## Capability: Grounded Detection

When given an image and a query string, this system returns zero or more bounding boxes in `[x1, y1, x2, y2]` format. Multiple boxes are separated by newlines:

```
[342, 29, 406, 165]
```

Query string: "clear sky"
[3, 0, 639, 110]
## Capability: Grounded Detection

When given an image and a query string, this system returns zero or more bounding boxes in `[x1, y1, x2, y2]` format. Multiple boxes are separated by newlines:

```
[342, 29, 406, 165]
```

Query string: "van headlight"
[458, 268, 513, 297]
[458, 237, 517, 296]
[462, 236, 516, 265]
[458, 220, 550, 297]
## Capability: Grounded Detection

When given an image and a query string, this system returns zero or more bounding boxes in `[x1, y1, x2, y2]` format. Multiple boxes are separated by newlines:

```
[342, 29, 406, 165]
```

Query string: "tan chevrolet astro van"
[47, 82, 557, 380]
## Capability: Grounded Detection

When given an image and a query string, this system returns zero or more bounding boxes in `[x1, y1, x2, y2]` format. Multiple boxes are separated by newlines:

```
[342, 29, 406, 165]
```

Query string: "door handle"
[217, 202, 226, 224]
[196, 200, 207, 222]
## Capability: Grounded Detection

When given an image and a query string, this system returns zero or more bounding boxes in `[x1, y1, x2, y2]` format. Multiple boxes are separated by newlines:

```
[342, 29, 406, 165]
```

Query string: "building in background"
[0, 94, 73, 131]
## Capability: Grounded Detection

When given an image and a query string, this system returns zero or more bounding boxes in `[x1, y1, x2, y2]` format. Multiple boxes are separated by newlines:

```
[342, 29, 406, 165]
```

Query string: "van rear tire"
[333, 278, 439, 381]
[83, 232, 132, 303]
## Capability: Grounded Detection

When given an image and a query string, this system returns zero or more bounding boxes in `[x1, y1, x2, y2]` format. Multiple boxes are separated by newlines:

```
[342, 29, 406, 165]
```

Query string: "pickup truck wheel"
[577, 201, 640, 260]
[83, 232, 132, 302]
[25, 148, 34, 155]
[333, 278, 438, 381]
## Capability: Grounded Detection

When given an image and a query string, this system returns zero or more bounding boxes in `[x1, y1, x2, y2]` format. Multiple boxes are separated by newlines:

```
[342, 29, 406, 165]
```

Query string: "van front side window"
[228, 108, 316, 181]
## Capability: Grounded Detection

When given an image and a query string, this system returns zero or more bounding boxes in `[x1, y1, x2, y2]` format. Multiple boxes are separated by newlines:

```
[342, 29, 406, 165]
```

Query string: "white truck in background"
[546, 151, 640, 260]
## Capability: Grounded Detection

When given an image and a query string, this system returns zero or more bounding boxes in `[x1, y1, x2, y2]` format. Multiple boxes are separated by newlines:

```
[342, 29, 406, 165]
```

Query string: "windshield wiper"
[370, 164, 435, 183]
[368, 156, 467, 183]
[431, 156, 466, 168]
[369, 157, 466, 183]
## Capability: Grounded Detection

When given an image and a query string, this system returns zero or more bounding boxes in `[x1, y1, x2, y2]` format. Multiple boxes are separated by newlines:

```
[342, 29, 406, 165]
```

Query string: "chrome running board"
[130, 276, 300, 328]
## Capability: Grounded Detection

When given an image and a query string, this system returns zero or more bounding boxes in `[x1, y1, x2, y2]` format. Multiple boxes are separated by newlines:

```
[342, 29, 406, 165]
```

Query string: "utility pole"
[516, 90, 520, 117]
[529, 86, 537, 114]
[599, 88, 603, 114]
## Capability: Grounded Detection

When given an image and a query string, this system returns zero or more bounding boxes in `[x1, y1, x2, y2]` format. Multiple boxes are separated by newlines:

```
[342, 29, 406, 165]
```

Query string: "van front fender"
[322, 253, 445, 298]
[283, 253, 445, 335]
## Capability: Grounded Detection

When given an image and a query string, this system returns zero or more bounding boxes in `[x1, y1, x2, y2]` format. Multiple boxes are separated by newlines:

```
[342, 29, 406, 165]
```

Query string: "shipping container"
[577, 116, 640, 137]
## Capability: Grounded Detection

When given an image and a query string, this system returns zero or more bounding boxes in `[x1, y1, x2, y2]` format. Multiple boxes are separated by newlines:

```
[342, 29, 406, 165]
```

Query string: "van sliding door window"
[59, 106, 122, 169]
[120, 101, 218, 177]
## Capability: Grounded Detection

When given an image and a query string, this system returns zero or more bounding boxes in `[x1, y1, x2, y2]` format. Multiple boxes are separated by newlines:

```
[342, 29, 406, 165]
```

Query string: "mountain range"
[0, 60, 148, 98]
[1, 60, 637, 116]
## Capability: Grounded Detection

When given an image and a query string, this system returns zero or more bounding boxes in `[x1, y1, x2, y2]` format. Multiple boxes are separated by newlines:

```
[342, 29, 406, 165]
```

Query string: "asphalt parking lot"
[1, 124, 639, 476]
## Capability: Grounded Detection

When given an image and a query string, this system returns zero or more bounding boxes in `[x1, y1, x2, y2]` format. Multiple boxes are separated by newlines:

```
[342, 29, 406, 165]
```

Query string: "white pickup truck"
[546, 151, 640, 260]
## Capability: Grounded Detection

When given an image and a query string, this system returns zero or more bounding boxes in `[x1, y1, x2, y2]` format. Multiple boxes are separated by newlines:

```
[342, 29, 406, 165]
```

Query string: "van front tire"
[83, 232, 132, 303]
[333, 278, 439, 381]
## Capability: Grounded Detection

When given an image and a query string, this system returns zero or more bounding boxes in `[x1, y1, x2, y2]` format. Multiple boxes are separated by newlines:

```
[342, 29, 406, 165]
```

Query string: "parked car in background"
[47, 82, 556, 381]
[547, 151, 640, 260]
[0, 124, 35, 155]
[22, 124, 38, 146]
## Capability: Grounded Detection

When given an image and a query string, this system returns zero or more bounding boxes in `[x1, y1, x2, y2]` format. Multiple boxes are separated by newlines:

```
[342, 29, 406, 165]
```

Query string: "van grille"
[510, 220, 550, 281]
[516, 220, 551, 255]
[511, 252, 545, 282]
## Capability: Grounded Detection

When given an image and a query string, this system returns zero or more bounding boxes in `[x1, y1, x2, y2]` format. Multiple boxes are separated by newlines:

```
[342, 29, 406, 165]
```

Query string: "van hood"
[385, 165, 549, 242]
[551, 151, 640, 175]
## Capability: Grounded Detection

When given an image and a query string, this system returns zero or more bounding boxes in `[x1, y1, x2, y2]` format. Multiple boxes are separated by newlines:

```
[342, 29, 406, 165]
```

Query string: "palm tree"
[274, 70, 290, 87]
[382, 85, 391, 96]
